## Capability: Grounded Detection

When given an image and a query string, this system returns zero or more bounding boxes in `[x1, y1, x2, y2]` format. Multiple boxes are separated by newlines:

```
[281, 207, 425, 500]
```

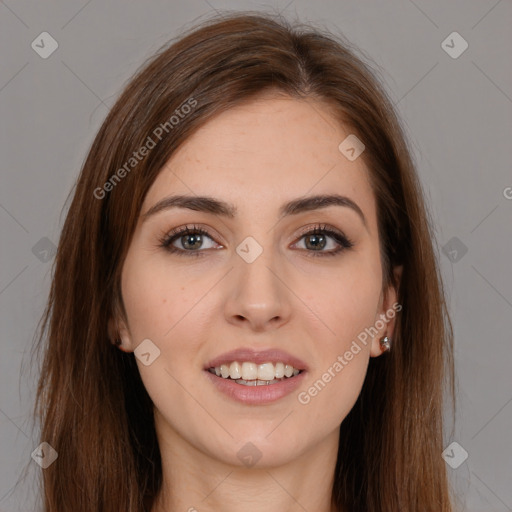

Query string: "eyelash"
[158, 223, 354, 258]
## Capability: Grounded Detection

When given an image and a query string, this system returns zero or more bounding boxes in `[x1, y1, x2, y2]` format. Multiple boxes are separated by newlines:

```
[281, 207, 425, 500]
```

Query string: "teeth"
[220, 364, 230, 379]
[284, 364, 294, 378]
[209, 361, 302, 383]
[241, 362, 258, 380]
[229, 361, 241, 379]
[235, 378, 281, 386]
[257, 362, 275, 381]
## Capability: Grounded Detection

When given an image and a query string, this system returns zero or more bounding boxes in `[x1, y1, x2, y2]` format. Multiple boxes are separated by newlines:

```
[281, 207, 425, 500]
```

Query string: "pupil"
[183, 233, 202, 250]
[306, 234, 325, 250]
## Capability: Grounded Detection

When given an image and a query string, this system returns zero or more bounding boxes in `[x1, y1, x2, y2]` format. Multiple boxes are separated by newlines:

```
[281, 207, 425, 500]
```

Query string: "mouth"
[207, 361, 303, 386]
[204, 348, 308, 404]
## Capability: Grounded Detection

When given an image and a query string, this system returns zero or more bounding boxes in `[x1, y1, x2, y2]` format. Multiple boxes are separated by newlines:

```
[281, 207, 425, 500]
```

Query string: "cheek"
[120, 256, 212, 434]
[294, 292, 376, 433]
[297, 254, 382, 350]
[121, 252, 210, 344]
[292, 254, 381, 418]
[296, 351, 369, 441]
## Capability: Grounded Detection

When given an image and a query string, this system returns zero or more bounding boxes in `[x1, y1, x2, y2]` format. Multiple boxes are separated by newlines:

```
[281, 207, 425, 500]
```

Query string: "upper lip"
[205, 348, 309, 371]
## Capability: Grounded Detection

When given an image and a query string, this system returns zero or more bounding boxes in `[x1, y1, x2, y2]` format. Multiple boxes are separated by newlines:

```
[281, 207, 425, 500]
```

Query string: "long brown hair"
[33, 10, 456, 511]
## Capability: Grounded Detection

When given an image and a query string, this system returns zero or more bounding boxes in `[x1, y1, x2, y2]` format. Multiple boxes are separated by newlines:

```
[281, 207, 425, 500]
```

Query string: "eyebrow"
[141, 193, 367, 228]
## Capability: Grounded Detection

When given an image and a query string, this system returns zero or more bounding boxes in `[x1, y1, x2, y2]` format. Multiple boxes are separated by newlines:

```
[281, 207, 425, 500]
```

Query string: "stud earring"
[380, 335, 391, 351]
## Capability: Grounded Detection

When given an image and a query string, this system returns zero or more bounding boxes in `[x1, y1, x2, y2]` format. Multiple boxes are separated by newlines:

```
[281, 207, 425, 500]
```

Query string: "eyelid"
[291, 223, 354, 256]
[295, 222, 345, 239]
[157, 224, 222, 255]
[158, 222, 354, 256]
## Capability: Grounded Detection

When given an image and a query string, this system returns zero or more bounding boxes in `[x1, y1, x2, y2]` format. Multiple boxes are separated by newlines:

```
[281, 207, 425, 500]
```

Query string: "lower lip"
[204, 370, 307, 405]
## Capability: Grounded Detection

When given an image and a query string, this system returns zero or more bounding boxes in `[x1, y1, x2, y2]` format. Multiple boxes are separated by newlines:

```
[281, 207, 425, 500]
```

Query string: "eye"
[158, 223, 354, 258]
[159, 224, 220, 257]
[292, 223, 354, 257]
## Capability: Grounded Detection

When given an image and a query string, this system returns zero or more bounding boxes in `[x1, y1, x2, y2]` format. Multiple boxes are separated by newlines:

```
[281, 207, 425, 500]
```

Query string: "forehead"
[141, 94, 377, 230]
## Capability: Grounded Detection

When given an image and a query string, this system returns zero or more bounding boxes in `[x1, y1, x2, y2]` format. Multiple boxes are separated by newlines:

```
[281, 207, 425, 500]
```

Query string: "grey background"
[1, 1, 511, 510]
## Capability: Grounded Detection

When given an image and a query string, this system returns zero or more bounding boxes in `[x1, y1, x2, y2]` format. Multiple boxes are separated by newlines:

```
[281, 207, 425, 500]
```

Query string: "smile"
[204, 348, 308, 404]
[208, 361, 302, 386]
[204, 368, 306, 404]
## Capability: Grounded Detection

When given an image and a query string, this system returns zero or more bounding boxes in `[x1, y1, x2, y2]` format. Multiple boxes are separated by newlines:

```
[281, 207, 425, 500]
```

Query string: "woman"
[33, 11, 456, 512]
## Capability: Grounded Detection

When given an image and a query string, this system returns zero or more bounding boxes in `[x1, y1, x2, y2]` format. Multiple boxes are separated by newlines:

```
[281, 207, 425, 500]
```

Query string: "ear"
[370, 265, 403, 357]
[108, 312, 135, 353]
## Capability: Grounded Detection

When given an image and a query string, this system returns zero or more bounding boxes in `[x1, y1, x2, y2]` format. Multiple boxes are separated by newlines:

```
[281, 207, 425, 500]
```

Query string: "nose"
[223, 246, 292, 332]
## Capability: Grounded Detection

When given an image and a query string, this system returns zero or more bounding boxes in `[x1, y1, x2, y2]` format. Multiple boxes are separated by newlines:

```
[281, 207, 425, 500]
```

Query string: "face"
[113, 92, 400, 469]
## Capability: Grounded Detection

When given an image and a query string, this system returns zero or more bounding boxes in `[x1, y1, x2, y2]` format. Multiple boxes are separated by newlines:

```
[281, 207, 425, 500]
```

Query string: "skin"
[111, 91, 401, 512]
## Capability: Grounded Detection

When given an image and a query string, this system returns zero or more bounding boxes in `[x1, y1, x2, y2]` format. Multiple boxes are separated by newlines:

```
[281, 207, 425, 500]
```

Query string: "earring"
[380, 335, 391, 351]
